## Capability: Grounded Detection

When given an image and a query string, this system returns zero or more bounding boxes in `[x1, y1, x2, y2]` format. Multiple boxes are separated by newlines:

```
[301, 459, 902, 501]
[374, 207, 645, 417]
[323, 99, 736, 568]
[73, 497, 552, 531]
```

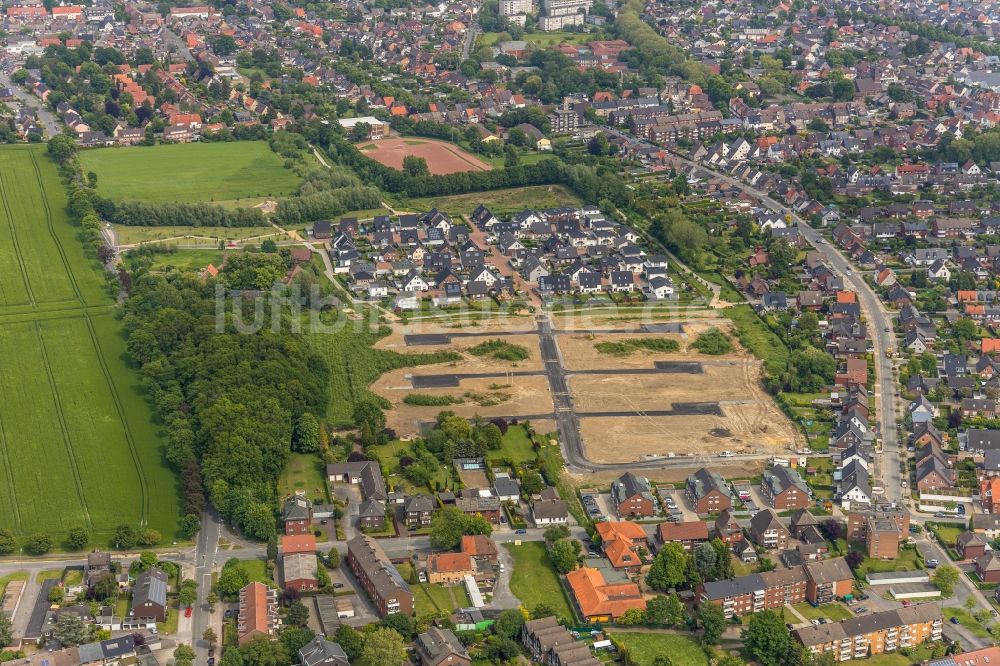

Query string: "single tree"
[24, 533, 53, 555]
[647, 543, 688, 590]
[287, 601, 310, 627]
[203, 627, 217, 646]
[359, 627, 407, 666]
[741, 609, 794, 666]
[66, 526, 89, 551]
[698, 602, 727, 645]
[52, 612, 89, 647]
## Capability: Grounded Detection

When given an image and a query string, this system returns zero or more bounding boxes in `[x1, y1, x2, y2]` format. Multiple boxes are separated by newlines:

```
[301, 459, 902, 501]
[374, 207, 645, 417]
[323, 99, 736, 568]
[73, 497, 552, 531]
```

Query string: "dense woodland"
[121, 271, 331, 540]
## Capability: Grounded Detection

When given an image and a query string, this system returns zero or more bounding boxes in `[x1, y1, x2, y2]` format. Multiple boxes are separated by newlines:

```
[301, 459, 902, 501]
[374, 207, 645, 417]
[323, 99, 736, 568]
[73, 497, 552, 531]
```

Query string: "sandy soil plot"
[578, 405, 797, 464]
[568, 365, 752, 410]
[357, 138, 493, 175]
[377, 373, 554, 435]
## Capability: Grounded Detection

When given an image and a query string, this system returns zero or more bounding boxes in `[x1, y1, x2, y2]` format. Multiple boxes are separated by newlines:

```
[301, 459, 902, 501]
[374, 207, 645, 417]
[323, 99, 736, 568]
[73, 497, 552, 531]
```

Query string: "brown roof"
[657, 520, 709, 542]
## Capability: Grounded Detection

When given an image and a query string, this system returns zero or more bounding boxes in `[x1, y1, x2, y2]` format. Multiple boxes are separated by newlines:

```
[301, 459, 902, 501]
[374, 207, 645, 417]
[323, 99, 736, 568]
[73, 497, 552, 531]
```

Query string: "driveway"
[486, 547, 519, 609]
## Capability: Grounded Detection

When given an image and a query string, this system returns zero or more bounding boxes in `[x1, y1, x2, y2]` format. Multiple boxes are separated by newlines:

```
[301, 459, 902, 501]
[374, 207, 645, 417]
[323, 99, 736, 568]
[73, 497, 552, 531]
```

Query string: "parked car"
[184, 606, 192, 618]
[515, 529, 527, 534]
[951, 617, 960, 625]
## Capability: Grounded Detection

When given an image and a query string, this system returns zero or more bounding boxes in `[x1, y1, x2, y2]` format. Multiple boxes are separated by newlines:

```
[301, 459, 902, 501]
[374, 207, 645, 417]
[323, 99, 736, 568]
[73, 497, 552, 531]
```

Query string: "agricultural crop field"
[79, 141, 301, 204]
[0, 145, 180, 542]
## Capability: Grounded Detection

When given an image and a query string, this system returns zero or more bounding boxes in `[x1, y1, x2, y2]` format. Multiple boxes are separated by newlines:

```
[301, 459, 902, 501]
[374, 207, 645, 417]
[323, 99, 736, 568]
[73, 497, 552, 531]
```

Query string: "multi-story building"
[657, 520, 709, 551]
[749, 508, 791, 550]
[793, 605, 942, 662]
[550, 100, 578, 135]
[282, 493, 313, 535]
[499, 0, 532, 16]
[611, 472, 655, 518]
[347, 535, 414, 617]
[425, 552, 474, 585]
[847, 506, 909, 558]
[761, 465, 811, 510]
[700, 558, 853, 619]
[686, 468, 732, 514]
[238, 582, 279, 645]
[804, 559, 854, 606]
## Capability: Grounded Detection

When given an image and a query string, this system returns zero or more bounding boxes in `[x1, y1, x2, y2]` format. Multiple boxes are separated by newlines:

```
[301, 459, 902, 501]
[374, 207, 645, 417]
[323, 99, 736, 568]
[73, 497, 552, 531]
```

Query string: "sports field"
[356, 138, 492, 175]
[78, 141, 301, 204]
[0, 145, 180, 542]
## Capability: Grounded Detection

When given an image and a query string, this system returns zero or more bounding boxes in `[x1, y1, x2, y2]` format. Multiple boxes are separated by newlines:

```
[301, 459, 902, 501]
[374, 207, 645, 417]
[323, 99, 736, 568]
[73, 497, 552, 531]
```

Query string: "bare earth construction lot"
[357, 138, 493, 175]
[370, 313, 799, 464]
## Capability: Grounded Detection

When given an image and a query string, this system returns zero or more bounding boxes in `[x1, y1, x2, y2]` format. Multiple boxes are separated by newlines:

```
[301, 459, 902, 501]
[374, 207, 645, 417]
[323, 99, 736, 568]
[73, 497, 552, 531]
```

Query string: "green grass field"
[504, 542, 575, 621]
[488, 425, 537, 464]
[309, 313, 460, 427]
[278, 453, 329, 502]
[400, 184, 581, 217]
[610, 632, 709, 666]
[147, 249, 225, 272]
[113, 225, 287, 247]
[0, 145, 180, 542]
[79, 141, 301, 204]
[414, 582, 471, 616]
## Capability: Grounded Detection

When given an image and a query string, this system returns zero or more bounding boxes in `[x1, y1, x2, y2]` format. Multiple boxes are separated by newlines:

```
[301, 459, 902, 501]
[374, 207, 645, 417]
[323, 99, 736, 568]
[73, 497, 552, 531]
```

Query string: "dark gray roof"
[132, 567, 168, 609]
[701, 573, 766, 600]
[299, 636, 349, 666]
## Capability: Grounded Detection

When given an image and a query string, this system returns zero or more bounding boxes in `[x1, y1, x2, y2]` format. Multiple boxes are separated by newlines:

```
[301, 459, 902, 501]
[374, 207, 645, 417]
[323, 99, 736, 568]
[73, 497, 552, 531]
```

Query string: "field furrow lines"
[33, 321, 92, 529]
[0, 146, 181, 541]
[0, 322, 89, 532]
[30, 151, 83, 303]
[0, 152, 76, 304]
[83, 314, 149, 525]
[0, 166, 34, 307]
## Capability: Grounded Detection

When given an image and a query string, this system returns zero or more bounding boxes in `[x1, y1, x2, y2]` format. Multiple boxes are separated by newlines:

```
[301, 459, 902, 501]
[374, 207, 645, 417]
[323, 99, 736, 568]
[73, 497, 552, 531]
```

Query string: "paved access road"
[0, 71, 60, 137]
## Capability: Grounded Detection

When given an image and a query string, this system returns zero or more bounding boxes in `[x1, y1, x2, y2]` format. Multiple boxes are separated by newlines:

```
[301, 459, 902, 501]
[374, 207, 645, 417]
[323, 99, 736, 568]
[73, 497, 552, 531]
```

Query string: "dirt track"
[357, 138, 493, 175]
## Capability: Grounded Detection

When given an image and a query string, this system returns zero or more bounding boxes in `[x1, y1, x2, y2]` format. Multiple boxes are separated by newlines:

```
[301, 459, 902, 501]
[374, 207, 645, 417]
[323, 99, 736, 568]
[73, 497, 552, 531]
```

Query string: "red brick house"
[611, 472, 655, 518]
[958, 531, 989, 560]
[686, 468, 732, 514]
[976, 552, 1000, 583]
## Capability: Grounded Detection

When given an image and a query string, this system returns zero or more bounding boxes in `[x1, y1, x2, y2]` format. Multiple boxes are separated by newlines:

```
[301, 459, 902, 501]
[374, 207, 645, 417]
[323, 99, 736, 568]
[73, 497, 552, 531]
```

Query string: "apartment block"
[699, 558, 853, 619]
[794, 605, 942, 662]
[347, 535, 414, 617]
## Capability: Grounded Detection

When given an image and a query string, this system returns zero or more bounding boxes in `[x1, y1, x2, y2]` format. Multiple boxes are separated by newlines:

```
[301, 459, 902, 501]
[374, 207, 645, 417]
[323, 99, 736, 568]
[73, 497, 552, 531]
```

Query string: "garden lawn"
[942, 607, 991, 638]
[609, 633, 709, 666]
[929, 523, 963, 547]
[504, 542, 575, 621]
[853, 545, 922, 577]
[79, 141, 301, 204]
[241, 559, 273, 585]
[488, 424, 537, 464]
[414, 583, 471, 616]
[792, 602, 853, 622]
[278, 453, 329, 502]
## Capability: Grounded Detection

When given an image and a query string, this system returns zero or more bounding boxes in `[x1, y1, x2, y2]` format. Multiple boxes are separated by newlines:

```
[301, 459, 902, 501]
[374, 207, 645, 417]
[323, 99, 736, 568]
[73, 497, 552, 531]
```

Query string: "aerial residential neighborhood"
[5, 0, 1000, 663]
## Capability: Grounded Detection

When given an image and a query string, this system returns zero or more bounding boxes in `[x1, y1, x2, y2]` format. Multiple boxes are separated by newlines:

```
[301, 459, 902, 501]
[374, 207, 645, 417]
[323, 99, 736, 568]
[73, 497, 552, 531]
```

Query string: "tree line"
[106, 200, 267, 227]
[319, 135, 631, 207]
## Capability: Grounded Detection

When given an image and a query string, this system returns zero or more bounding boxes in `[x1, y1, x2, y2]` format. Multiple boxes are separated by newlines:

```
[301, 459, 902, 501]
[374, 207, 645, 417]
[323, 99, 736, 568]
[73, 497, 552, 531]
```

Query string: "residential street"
[0, 71, 60, 137]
